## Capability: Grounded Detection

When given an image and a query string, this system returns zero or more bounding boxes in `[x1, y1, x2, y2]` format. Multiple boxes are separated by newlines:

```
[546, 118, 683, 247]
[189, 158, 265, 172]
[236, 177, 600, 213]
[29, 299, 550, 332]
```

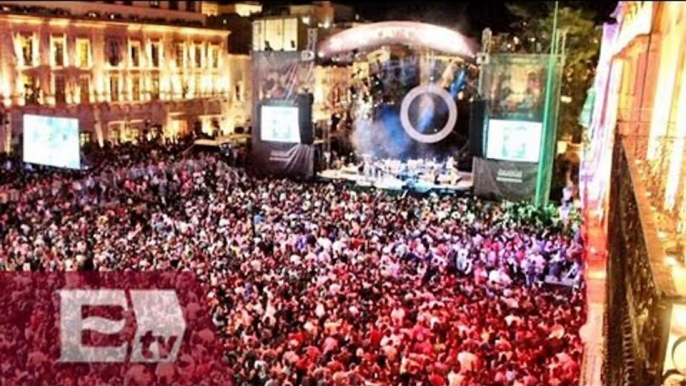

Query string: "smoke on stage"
[347, 58, 470, 162]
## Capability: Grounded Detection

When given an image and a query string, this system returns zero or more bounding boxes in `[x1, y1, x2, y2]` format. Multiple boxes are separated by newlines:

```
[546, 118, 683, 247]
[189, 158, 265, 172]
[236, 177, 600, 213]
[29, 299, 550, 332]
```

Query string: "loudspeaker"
[297, 93, 314, 144]
[313, 142, 325, 172]
[469, 99, 487, 157]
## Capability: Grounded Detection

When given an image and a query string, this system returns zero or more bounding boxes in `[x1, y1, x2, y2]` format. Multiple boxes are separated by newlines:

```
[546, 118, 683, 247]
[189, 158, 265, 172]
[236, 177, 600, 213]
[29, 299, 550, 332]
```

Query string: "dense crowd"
[0, 145, 585, 386]
[0, 140, 190, 193]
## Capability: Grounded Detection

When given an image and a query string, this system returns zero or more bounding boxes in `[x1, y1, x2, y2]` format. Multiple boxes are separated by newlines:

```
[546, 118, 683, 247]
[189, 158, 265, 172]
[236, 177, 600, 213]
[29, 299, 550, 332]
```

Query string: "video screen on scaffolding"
[260, 105, 301, 143]
[486, 119, 543, 163]
[23, 114, 81, 169]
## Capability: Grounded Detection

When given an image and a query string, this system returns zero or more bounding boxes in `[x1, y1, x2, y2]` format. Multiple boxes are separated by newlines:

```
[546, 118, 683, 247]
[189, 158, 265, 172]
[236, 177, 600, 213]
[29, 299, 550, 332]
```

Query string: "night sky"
[249, 1, 619, 38]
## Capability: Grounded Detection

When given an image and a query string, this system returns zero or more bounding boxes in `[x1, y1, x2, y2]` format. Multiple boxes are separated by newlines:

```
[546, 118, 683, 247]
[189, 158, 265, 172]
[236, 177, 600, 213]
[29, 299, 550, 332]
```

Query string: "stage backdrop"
[251, 51, 316, 178]
[473, 157, 538, 202]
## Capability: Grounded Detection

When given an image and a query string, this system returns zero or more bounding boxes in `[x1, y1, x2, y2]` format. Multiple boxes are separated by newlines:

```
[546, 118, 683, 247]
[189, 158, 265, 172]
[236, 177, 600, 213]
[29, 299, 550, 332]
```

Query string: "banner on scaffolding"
[480, 54, 550, 122]
[473, 157, 538, 202]
[474, 53, 563, 203]
[251, 51, 315, 178]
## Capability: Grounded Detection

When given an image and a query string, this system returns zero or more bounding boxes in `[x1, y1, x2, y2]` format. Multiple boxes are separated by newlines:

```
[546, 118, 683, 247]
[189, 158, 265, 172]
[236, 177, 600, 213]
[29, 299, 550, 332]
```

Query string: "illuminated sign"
[318, 21, 477, 59]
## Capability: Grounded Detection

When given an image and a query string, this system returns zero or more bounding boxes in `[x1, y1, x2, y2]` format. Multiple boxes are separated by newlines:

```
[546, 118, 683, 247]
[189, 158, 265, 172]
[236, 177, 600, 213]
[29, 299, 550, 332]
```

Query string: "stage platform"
[318, 168, 474, 193]
[194, 134, 251, 147]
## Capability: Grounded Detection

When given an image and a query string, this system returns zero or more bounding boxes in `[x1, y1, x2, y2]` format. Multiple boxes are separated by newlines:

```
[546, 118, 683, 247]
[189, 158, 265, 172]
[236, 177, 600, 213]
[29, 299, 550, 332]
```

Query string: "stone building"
[0, 1, 252, 151]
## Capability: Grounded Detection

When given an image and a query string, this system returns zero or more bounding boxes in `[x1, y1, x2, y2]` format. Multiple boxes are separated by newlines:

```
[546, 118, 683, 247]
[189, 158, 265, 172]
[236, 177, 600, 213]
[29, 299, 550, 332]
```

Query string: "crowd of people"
[0, 144, 586, 386]
[0, 140, 191, 197]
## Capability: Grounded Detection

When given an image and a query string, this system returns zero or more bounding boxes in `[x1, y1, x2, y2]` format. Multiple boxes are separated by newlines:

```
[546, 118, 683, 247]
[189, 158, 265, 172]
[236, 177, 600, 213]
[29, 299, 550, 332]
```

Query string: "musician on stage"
[446, 156, 456, 173]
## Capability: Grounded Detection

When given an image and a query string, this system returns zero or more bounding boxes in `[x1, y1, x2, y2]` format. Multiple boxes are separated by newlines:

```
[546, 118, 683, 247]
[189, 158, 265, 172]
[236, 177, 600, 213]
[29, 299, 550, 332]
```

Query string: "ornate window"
[150, 41, 161, 68]
[174, 42, 185, 67]
[151, 73, 160, 100]
[22, 74, 39, 105]
[194, 43, 202, 67]
[130, 40, 141, 67]
[109, 74, 120, 102]
[76, 39, 91, 68]
[107, 39, 122, 67]
[54, 74, 66, 104]
[79, 76, 90, 104]
[51, 35, 66, 67]
[194, 74, 201, 96]
[18, 34, 35, 67]
[131, 75, 141, 101]
[209, 45, 219, 68]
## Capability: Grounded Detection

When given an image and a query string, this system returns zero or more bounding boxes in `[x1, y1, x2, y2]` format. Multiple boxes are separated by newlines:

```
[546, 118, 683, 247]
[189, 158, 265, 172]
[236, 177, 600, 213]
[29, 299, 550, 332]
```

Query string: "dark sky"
[251, 1, 618, 38]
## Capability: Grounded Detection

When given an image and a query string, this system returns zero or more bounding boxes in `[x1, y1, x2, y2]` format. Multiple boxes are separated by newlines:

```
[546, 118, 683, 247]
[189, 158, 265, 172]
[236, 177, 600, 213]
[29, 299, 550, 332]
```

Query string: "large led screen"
[23, 114, 80, 169]
[486, 119, 542, 163]
[260, 105, 301, 143]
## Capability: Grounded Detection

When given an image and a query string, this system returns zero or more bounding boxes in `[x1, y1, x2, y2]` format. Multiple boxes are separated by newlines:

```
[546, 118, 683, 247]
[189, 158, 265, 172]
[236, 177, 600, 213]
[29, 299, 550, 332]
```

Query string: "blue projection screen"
[23, 114, 81, 169]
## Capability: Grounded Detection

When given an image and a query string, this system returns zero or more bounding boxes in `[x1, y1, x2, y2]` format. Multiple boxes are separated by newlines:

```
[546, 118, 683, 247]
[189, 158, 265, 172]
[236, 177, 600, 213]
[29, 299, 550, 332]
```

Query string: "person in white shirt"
[455, 248, 472, 275]
[448, 370, 465, 386]
[457, 350, 478, 373]
[488, 269, 500, 284]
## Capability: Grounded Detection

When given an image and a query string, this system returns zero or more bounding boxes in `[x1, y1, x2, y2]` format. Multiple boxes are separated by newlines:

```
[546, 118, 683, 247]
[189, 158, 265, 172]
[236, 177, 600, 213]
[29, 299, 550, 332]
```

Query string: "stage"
[318, 165, 473, 193]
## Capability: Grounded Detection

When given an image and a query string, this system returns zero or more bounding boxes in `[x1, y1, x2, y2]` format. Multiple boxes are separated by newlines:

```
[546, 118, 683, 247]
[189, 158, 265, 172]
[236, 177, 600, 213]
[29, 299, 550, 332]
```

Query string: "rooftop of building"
[0, 2, 230, 32]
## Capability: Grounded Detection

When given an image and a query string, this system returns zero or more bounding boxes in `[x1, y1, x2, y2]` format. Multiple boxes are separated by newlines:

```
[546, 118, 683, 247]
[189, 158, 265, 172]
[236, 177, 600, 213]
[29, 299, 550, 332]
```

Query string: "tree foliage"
[502, 2, 601, 141]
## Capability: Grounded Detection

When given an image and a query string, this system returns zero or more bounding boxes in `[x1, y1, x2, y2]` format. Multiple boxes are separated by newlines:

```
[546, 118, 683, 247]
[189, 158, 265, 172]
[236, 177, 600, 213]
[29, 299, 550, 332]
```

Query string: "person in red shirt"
[368, 325, 383, 348]
[414, 339, 434, 357]
[428, 370, 446, 386]
[327, 359, 345, 373]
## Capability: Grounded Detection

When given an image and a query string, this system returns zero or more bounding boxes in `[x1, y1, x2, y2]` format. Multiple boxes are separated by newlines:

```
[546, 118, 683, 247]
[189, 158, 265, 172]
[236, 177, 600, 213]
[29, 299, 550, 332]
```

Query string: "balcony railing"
[604, 135, 680, 386]
[622, 134, 686, 243]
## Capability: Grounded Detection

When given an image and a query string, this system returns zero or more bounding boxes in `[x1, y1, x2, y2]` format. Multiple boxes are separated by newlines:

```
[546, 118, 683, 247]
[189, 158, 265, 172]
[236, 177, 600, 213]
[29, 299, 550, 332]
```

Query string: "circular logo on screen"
[400, 84, 457, 144]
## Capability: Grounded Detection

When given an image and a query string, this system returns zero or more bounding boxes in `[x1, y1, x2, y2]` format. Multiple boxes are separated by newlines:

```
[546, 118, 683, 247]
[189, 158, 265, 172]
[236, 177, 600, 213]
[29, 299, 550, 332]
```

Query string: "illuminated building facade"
[586, 1, 686, 239]
[1, 1, 207, 23]
[251, 1, 357, 52]
[311, 65, 351, 122]
[0, 1, 252, 152]
[202, 1, 263, 18]
[587, 2, 686, 386]
[249, 3, 358, 125]
[252, 15, 306, 52]
[288, 1, 355, 29]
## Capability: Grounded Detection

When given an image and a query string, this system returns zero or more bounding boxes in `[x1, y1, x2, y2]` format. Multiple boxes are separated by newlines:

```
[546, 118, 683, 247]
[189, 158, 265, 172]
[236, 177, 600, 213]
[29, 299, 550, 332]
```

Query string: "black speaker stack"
[469, 99, 487, 157]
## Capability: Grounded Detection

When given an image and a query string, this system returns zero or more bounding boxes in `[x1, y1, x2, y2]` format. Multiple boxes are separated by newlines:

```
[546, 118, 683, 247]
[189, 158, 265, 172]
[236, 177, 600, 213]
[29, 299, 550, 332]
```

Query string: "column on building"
[647, 19, 682, 160]
[663, 7, 686, 213]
